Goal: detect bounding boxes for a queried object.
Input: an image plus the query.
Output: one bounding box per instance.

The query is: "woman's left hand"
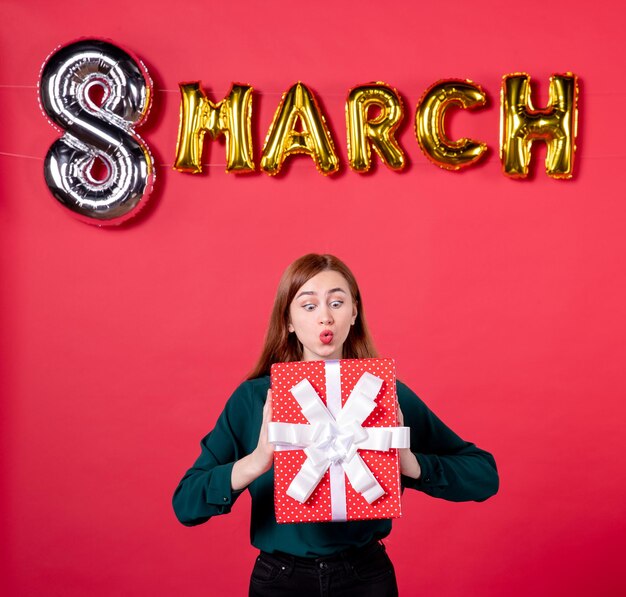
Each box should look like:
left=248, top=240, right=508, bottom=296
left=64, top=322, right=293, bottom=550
left=397, top=404, right=422, bottom=480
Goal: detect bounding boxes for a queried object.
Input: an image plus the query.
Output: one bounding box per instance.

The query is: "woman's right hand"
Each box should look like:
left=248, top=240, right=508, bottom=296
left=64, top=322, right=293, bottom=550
left=231, top=389, right=274, bottom=491
left=250, top=389, right=275, bottom=475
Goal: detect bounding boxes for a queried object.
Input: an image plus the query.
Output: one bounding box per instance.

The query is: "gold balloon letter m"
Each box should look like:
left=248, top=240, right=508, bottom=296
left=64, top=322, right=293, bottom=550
left=174, top=83, right=254, bottom=174
left=500, top=73, right=579, bottom=179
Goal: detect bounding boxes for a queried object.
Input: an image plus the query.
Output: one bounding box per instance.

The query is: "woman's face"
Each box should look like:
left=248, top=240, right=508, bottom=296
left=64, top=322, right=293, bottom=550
left=288, top=270, right=357, bottom=361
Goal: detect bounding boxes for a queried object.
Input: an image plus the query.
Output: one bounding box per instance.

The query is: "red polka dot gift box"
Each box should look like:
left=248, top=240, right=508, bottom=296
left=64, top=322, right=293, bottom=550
left=269, top=358, right=410, bottom=524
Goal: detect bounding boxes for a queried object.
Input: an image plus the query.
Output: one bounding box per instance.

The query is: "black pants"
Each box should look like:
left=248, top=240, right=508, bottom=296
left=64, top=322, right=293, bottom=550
left=249, top=540, right=399, bottom=597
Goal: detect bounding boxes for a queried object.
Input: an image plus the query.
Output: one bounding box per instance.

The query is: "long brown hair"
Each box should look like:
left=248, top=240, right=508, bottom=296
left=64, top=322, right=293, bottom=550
left=248, top=254, right=378, bottom=378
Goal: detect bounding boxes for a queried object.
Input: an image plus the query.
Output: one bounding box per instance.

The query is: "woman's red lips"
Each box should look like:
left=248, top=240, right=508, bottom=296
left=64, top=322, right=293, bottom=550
left=320, top=330, right=334, bottom=344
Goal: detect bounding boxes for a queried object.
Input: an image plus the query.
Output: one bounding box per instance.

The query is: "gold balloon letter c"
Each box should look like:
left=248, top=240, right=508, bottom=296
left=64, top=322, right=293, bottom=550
left=415, top=79, right=487, bottom=171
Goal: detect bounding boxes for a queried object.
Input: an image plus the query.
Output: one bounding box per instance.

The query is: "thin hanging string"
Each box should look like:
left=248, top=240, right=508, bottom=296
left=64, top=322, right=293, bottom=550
left=0, top=85, right=621, bottom=162
left=1, top=150, right=622, bottom=167
left=1, top=84, right=348, bottom=167
left=0, top=152, right=228, bottom=168
left=0, top=83, right=342, bottom=97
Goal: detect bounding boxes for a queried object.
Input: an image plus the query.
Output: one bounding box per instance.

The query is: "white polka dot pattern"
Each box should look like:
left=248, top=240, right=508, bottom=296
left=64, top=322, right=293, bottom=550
left=270, top=358, right=403, bottom=524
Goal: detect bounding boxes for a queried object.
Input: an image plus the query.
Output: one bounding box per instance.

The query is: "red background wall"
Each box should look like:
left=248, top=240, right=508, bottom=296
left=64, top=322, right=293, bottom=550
left=2, top=1, right=625, bottom=595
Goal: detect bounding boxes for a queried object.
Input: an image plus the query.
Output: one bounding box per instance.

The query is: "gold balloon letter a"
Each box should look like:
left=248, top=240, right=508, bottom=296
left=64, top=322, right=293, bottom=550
left=346, top=83, right=406, bottom=172
left=174, top=83, right=254, bottom=174
left=415, top=79, right=488, bottom=171
left=500, top=73, right=579, bottom=179
left=261, top=83, right=339, bottom=176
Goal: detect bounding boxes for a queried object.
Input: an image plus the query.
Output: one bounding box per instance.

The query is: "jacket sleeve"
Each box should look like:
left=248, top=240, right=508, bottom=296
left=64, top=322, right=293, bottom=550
left=172, top=382, right=259, bottom=526
left=397, top=381, right=499, bottom=502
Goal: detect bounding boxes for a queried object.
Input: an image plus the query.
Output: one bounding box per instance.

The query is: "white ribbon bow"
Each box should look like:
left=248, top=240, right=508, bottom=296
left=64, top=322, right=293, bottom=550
left=269, top=368, right=410, bottom=517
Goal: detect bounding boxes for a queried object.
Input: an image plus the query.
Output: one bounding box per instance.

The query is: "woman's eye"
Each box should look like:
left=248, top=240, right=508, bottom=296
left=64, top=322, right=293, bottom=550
left=303, top=303, right=316, bottom=312
left=329, top=300, right=343, bottom=309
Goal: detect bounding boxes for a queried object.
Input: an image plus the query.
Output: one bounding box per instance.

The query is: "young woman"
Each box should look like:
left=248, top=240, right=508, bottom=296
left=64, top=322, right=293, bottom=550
left=173, top=254, right=499, bottom=596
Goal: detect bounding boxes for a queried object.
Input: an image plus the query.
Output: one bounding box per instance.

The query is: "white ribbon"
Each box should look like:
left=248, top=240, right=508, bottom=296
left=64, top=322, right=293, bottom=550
left=268, top=361, right=410, bottom=521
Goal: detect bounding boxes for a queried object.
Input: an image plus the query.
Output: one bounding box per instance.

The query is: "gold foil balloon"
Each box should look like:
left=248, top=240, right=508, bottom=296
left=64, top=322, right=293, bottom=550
left=415, top=79, right=487, bottom=170
left=346, top=83, right=405, bottom=172
left=260, top=83, right=339, bottom=176
left=175, top=83, right=254, bottom=174
left=500, top=73, right=578, bottom=179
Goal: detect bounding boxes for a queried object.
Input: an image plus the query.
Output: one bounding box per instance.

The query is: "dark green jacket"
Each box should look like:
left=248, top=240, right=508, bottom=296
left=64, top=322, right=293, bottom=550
left=173, top=377, right=498, bottom=557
